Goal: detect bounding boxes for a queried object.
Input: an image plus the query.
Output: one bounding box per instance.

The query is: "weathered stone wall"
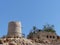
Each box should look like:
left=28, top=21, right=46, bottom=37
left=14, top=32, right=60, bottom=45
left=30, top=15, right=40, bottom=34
left=7, top=21, right=22, bottom=38
left=28, top=31, right=57, bottom=43
left=37, top=31, right=57, bottom=40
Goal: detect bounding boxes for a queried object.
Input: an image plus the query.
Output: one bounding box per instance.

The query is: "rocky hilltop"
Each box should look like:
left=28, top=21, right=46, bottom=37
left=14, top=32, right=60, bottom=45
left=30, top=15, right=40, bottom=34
left=0, top=37, right=60, bottom=45
left=0, top=21, right=60, bottom=45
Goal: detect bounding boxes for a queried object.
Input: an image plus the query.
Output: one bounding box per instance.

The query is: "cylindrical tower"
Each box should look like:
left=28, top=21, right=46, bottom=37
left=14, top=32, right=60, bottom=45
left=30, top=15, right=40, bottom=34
left=7, top=21, right=22, bottom=38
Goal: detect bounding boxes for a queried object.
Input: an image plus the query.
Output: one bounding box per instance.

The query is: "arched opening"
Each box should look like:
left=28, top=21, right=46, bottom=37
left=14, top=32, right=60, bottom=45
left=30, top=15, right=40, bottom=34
left=47, top=35, right=48, bottom=38
left=50, top=36, right=52, bottom=38
left=53, top=36, right=55, bottom=38
left=57, top=36, right=60, bottom=39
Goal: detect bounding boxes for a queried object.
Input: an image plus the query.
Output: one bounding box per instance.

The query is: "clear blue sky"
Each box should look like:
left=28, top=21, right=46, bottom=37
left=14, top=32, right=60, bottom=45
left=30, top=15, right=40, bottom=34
left=0, top=0, right=60, bottom=37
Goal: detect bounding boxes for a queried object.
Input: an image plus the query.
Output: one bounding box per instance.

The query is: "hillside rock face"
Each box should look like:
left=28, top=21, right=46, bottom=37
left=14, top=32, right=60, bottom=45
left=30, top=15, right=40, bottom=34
left=0, top=37, right=33, bottom=45
left=0, top=37, right=60, bottom=45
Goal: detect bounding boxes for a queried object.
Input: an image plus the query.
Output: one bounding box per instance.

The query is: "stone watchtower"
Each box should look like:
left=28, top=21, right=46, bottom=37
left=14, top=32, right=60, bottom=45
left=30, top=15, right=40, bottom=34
left=7, top=21, right=22, bottom=38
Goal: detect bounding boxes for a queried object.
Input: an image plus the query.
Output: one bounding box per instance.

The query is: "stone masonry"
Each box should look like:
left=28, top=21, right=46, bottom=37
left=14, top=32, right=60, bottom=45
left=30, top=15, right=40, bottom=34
left=7, top=21, right=22, bottom=38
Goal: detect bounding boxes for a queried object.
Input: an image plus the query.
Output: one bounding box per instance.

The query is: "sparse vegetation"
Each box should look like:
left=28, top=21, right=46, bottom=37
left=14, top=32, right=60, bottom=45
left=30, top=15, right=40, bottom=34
left=43, top=24, right=56, bottom=33
left=27, top=24, right=56, bottom=41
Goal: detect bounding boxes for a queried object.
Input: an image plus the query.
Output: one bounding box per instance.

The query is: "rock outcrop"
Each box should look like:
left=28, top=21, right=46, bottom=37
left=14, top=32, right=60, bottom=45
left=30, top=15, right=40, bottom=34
left=0, top=37, right=60, bottom=45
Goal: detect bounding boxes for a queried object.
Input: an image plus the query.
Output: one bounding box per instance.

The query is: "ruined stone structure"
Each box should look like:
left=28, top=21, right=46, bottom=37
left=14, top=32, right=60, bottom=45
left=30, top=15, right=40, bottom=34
left=35, top=31, right=57, bottom=40
left=7, top=21, right=22, bottom=38
left=0, top=21, right=60, bottom=45
left=27, top=30, right=58, bottom=43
